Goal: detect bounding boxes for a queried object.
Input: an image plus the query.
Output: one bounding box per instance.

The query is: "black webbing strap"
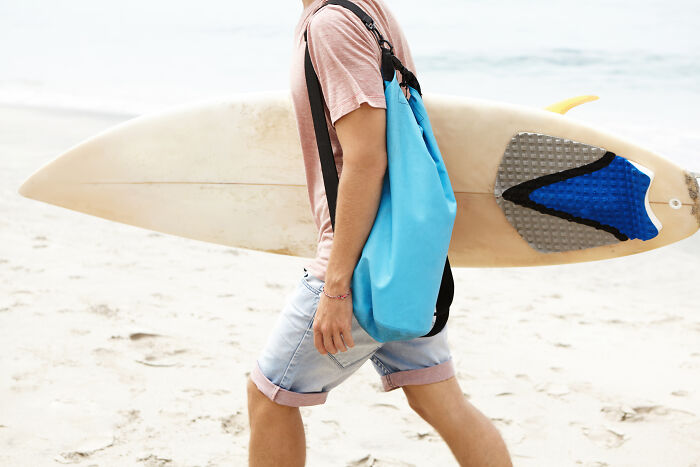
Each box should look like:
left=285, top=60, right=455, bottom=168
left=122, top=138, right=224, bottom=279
left=425, top=256, right=453, bottom=337
left=304, top=38, right=340, bottom=230
left=303, top=0, right=453, bottom=337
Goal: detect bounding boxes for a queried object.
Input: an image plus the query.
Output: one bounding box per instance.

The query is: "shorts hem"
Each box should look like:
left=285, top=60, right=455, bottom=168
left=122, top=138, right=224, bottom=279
left=380, top=358, right=455, bottom=392
left=251, top=361, right=328, bottom=407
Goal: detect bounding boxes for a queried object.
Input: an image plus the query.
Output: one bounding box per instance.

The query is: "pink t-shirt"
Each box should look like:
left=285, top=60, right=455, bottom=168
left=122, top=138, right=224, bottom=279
left=289, top=0, right=418, bottom=281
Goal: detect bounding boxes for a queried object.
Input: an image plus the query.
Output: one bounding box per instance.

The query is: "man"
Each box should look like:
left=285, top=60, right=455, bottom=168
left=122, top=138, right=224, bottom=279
left=246, top=0, right=513, bottom=465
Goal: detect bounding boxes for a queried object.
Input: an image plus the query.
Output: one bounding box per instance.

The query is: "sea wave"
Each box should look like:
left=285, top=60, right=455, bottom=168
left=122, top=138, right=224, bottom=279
left=418, top=48, right=700, bottom=84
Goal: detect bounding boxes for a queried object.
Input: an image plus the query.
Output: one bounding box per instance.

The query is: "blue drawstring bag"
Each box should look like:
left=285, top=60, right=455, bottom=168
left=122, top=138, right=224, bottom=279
left=304, top=0, right=457, bottom=342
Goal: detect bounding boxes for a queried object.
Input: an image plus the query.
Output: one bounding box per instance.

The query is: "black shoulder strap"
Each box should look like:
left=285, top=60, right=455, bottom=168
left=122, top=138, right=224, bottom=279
left=303, top=0, right=452, bottom=337
left=306, top=0, right=421, bottom=95
left=303, top=35, right=340, bottom=229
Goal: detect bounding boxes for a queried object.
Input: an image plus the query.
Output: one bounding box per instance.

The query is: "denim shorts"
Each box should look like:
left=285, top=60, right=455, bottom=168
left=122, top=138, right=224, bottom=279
left=251, top=268, right=455, bottom=407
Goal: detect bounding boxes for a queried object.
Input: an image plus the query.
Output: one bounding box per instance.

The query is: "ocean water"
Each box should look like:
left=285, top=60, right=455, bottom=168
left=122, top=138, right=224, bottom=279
left=1, top=0, right=698, bottom=168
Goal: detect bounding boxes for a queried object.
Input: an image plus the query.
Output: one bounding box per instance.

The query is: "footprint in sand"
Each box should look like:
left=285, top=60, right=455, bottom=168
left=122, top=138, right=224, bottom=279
left=346, top=454, right=415, bottom=467
left=135, top=454, right=174, bottom=466
left=129, top=332, right=162, bottom=340
left=221, top=410, right=246, bottom=436
left=601, top=404, right=695, bottom=423
left=320, top=419, right=345, bottom=440
left=370, top=403, right=400, bottom=411
left=87, top=303, right=120, bottom=318
left=535, top=382, right=570, bottom=397
left=102, top=332, right=189, bottom=368
left=581, top=425, right=627, bottom=448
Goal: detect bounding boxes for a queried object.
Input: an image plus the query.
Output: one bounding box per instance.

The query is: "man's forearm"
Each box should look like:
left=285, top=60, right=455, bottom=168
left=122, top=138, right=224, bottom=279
left=324, top=158, right=386, bottom=294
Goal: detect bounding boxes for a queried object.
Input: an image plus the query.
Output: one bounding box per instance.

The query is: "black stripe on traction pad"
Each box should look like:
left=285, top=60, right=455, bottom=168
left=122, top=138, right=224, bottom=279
left=502, top=151, right=629, bottom=242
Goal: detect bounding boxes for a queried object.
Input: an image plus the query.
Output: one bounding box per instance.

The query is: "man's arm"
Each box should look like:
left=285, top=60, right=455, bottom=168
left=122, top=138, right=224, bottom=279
left=325, top=102, right=387, bottom=291
left=311, top=102, right=387, bottom=355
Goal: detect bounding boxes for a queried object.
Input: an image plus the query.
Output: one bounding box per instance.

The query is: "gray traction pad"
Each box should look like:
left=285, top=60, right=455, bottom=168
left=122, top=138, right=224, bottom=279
left=495, top=132, right=619, bottom=253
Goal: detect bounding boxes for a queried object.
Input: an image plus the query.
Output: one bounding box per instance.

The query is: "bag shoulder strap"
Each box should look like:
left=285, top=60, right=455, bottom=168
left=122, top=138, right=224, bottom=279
left=303, top=0, right=452, bottom=337
left=305, top=0, right=421, bottom=95
left=303, top=34, right=340, bottom=230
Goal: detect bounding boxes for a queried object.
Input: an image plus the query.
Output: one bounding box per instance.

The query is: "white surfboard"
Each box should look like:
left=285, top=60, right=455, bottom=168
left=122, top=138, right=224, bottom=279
left=17, top=91, right=700, bottom=267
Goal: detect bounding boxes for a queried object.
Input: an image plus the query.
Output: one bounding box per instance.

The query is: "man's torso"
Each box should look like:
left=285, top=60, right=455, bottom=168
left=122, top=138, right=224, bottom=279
left=289, top=0, right=417, bottom=281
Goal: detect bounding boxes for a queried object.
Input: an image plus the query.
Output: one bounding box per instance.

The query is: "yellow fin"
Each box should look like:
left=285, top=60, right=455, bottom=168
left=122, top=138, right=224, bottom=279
left=545, top=95, right=599, bottom=114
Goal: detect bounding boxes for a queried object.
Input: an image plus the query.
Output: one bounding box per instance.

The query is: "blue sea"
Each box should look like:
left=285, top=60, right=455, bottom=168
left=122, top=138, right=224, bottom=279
left=1, top=0, right=698, bottom=168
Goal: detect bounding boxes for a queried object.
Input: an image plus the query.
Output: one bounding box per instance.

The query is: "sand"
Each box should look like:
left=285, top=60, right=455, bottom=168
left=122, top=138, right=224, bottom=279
left=1, top=104, right=699, bottom=466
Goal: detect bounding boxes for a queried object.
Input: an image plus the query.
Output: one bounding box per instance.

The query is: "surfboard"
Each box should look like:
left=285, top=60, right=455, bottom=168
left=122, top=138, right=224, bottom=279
left=17, top=91, right=700, bottom=267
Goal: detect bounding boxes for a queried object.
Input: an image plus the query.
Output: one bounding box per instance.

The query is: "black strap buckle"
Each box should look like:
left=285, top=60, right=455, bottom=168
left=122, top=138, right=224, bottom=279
left=377, top=38, right=394, bottom=55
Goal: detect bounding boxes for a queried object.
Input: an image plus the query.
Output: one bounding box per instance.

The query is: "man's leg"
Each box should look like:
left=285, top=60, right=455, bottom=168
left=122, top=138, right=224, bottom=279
left=247, top=377, right=306, bottom=467
left=402, top=376, right=512, bottom=467
left=247, top=268, right=383, bottom=466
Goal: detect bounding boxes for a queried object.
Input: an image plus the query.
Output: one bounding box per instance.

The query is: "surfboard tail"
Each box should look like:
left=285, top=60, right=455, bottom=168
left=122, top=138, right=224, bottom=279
left=686, top=171, right=700, bottom=228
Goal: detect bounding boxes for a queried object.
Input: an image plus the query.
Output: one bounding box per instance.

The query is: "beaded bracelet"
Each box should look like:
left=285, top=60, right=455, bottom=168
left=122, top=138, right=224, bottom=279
left=322, top=285, right=351, bottom=300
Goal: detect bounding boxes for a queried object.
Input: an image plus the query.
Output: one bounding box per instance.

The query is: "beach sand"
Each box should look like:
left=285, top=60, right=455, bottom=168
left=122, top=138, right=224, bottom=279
left=1, top=104, right=699, bottom=466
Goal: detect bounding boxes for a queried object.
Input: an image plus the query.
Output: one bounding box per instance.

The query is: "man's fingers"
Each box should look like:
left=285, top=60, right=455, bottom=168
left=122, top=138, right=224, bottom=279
left=313, top=329, right=325, bottom=355
left=322, top=331, right=338, bottom=354
left=342, top=327, right=355, bottom=348
left=333, top=331, right=347, bottom=352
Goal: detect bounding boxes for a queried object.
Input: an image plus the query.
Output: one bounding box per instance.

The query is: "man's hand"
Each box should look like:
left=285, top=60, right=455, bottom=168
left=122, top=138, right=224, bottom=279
left=312, top=292, right=355, bottom=355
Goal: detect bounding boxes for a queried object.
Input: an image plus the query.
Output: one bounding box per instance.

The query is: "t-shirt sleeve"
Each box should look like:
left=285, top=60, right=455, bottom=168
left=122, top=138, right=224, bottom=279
left=306, top=5, right=387, bottom=127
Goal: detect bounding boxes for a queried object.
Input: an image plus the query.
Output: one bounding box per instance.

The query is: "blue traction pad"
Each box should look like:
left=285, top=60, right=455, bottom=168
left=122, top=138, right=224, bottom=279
left=528, top=155, right=659, bottom=241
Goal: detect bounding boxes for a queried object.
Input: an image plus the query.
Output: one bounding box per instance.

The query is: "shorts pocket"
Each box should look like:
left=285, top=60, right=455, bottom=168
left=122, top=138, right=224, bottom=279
left=301, top=270, right=323, bottom=296
left=327, top=314, right=382, bottom=368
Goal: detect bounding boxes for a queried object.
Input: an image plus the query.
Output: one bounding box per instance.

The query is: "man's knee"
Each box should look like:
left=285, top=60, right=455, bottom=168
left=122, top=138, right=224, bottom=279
left=405, top=391, right=442, bottom=422
left=406, top=399, right=428, bottom=422
left=247, top=377, right=271, bottom=408
left=403, top=376, right=462, bottom=421
left=247, top=377, right=296, bottom=415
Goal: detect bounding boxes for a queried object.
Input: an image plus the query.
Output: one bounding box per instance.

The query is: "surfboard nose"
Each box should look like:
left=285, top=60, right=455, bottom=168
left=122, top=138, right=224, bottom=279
left=18, top=174, right=34, bottom=198
left=18, top=162, right=55, bottom=202
left=17, top=141, right=85, bottom=206
left=17, top=141, right=102, bottom=211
